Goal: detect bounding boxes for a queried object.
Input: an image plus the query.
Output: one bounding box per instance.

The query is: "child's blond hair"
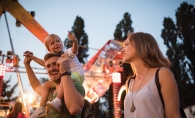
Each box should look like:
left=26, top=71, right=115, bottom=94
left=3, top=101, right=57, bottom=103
left=44, top=34, right=62, bottom=51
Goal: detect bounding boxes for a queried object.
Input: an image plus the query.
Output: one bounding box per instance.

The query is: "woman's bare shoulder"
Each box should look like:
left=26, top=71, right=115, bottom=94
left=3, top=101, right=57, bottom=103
left=159, top=67, right=176, bottom=85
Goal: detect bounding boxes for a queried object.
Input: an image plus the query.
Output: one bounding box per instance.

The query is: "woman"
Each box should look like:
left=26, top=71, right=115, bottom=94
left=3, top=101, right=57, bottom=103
left=6, top=101, right=26, bottom=118
left=122, top=32, right=180, bottom=118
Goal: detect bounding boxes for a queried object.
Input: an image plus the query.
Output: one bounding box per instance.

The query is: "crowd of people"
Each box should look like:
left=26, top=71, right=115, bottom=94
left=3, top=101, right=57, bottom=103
left=7, top=32, right=182, bottom=118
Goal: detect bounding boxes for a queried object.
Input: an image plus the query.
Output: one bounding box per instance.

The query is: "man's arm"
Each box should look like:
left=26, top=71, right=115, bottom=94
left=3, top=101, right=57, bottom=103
left=58, top=54, right=84, bottom=114
left=23, top=52, right=43, bottom=96
left=61, top=76, right=84, bottom=115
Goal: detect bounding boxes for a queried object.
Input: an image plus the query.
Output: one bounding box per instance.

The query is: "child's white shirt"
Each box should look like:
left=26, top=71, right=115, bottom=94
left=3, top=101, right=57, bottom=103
left=63, top=48, right=84, bottom=77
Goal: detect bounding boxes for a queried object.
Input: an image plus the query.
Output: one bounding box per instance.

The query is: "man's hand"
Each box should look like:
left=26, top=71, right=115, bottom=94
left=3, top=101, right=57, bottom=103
left=23, top=51, right=33, bottom=57
left=68, top=31, right=77, bottom=43
left=57, top=54, right=71, bottom=73
left=23, top=51, right=33, bottom=65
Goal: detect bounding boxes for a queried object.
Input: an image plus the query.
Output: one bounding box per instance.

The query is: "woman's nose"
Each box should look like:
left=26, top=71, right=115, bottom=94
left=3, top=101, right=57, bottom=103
left=121, top=48, right=125, bottom=53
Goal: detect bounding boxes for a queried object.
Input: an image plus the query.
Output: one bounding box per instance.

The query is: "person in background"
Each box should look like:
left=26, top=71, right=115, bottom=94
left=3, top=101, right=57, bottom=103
left=122, top=32, right=181, bottom=118
left=6, top=101, right=26, bottom=118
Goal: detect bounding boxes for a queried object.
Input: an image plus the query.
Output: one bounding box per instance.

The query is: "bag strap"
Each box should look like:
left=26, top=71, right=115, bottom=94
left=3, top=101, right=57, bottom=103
left=126, top=76, right=135, bottom=93
left=155, top=68, right=165, bottom=108
left=155, top=68, right=187, bottom=118
left=126, top=78, right=130, bottom=93
left=127, top=78, right=131, bottom=91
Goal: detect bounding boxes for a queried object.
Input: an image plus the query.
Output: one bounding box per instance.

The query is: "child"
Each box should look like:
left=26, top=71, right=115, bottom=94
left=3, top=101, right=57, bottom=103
left=25, top=32, right=84, bottom=118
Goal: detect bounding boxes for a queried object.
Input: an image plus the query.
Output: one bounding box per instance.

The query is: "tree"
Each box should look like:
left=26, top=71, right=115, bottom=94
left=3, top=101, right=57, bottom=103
left=161, top=2, right=195, bottom=107
left=113, top=12, right=134, bottom=80
left=114, top=12, right=134, bottom=41
left=104, top=12, right=134, bottom=117
left=1, top=76, right=18, bottom=102
left=64, top=16, right=89, bottom=64
left=113, top=12, right=134, bottom=82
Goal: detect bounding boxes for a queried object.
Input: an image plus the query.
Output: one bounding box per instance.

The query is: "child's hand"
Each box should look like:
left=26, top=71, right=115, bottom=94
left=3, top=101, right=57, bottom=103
left=68, top=31, right=77, bottom=43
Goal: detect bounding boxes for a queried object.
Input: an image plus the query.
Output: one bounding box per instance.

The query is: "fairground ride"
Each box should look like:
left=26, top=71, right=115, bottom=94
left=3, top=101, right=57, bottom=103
left=0, top=0, right=125, bottom=117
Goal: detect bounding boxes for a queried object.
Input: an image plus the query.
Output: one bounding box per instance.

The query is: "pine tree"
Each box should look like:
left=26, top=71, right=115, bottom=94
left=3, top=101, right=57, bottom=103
left=161, top=2, right=195, bottom=107
left=113, top=12, right=134, bottom=81
left=114, top=12, right=134, bottom=41
left=64, top=16, right=89, bottom=64
left=107, top=12, right=135, bottom=117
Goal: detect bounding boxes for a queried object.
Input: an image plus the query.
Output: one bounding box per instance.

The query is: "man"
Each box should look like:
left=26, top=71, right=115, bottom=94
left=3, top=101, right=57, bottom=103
left=24, top=52, right=85, bottom=118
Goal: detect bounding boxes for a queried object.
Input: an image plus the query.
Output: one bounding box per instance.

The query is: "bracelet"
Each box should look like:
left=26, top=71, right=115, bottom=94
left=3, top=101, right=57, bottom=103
left=61, top=71, right=71, bottom=76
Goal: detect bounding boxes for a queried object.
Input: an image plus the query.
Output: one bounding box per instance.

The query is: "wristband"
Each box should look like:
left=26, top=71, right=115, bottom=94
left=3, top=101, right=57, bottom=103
left=61, top=71, right=71, bottom=76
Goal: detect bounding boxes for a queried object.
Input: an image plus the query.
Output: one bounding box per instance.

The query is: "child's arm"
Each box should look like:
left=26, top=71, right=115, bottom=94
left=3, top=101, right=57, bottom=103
left=31, top=55, right=45, bottom=67
left=68, top=31, right=78, bottom=54
left=24, top=51, right=45, bottom=67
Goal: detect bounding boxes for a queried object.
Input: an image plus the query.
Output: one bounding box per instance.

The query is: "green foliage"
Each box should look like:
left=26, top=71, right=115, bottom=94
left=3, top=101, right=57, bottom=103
left=161, top=2, right=195, bottom=107
left=64, top=16, right=89, bottom=64
left=1, top=76, right=18, bottom=102
left=114, top=12, right=134, bottom=41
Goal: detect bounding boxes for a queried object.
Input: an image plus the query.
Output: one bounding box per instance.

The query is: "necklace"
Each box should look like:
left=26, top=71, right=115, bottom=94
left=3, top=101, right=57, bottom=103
left=130, top=68, right=150, bottom=112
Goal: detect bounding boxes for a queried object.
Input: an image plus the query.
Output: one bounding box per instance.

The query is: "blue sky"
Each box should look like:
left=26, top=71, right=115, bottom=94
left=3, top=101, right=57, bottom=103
left=0, top=0, right=195, bottom=97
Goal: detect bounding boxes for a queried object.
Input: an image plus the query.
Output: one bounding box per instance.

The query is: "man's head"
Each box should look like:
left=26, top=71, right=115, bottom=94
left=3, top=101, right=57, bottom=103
left=44, top=34, right=63, bottom=53
left=44, top=53, right=61, bottom=83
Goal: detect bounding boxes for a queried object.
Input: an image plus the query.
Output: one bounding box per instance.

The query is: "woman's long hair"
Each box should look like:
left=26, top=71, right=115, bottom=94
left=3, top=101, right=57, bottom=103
left=7, top=101, right=23, bottom=118
left=128, top=32, right=171, bottom=68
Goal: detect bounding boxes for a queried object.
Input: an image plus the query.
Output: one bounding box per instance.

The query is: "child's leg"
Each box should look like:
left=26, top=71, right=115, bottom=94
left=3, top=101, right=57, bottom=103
left=46, top=82, right=63, bottom=112
left=50, top=82, right=64, bottom=105
left=46, top=72, right=84, bottom=112
left=56, top=82, right=64, bottom=100
left=48, top=72, right=84, bottom=103
left=39, top=84, right=50, bottom=107
left=30, top=81, right=53, bottom=118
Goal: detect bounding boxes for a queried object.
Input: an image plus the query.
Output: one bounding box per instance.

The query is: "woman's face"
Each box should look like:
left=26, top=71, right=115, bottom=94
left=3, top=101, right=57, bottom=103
left=122, top=38, right=137, bottom=63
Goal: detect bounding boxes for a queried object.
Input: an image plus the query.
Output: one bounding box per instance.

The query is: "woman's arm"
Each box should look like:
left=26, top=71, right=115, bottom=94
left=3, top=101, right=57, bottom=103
left=159, top=67, right=181, bottom=118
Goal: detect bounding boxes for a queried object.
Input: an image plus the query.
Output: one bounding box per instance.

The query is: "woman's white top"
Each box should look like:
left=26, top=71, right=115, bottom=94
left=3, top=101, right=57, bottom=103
left=124, top=76, right=165, bottom=118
